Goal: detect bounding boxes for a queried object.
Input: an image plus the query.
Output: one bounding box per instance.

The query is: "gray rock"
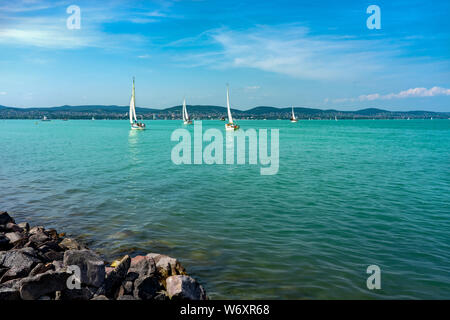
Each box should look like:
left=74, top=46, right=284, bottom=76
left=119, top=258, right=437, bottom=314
left=6, top=223, right=23, bottom=233
left=91, top=294, right=109, bottom=300
left=119, top=280, right=133, bottom=296
left=28, top=226, right=45, bottom=235
left=17, top=222, right=30, bottom=232
left=0, top=212, right=14, bottom=225
left=29, top=263, right=54, bottom=277
left=104, top=255, right=130, bottom=298
left=146, top=253, right=186, bottom=279
left=59, top=238, right=84, bottom=251
left=5, top=232, right=24, bottom=244
left=1, top=278, right=23, bottom=290
left=166, top=275, right=207, bottom=300
left=19, top=271, right=70, bottom=300
left=0, top=286, right=20, bottom=300
left=29, top=232, right=50, bottom=245
left=63, top=249, right=105, bottom=287
left=0, top=247, right=41, bottom=283
left=43, top=251, right=64, bottom=262
left=59, top=286, right=96, bottom=300
left=133, top=275, right=161, bottom=300
left=129, top=255, right=156, bottom=277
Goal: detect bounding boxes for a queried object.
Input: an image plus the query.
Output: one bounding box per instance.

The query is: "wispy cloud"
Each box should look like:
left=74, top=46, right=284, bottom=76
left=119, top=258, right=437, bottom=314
left=0, top=0, right=63, bottom=13
left=0, top=91, right=7, bottom=95
left=333, top=87, right=450, bottom=103
left=174, top=24, right=400, bottom=80
left=0, top=1, right=168, bottom=49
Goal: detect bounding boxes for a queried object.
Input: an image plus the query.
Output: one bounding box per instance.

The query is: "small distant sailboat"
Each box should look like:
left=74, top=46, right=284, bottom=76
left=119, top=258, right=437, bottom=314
left=41, top=116, right=50, bottom=122
left=91, top=117, right=95, bottom=121
left=290, top=106, right=298, bottom=122
left=182, top=98, right=192, bottom=125
left=225, top=85, right=239, bottom=131
left=129, top=77, right=146, bottom=130
left=335, top=116, right=338, bottom=121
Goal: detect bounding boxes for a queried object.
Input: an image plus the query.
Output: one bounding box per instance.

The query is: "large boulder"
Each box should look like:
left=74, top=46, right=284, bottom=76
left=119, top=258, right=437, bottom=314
left=146, top=253, right=186, bottom=279
left=28, top=232, right=50, bottom=246
left=5, top=223, right=23, bottom=233
left=129, top=255, right=156, bottom=277
left=29, top=263, right=54, bottom=277
left=0, top=247, right=41, bottom=283
left=166, top=275, right=207, bottom=300
left=133, top=274, right=161, bottom=300
left=63, top=249, right=105, bottom=288
left=5, top=232, right=24, bottom=244
left=0, top=212, right=14, bottom=225
left=104, top=255, right=130, bottom=298
left=58, top=286, right=96, bottom=300
left=59, top=238, right=84, bottom=251
left=19, top=271, right=70, bottom=300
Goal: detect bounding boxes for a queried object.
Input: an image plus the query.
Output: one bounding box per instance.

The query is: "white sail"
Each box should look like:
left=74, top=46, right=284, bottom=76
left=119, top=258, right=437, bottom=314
left=129, top=78, right=137, bottom=124
left=182, top=98, right=189, bottom=122
left=182, top=99, right=186, bottom=121
left=227, top=85, right=233, bottom=123
left=291, top=106, right=296, bottom=120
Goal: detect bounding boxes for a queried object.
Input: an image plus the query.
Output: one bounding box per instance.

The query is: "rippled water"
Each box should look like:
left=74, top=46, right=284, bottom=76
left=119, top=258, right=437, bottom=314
left=1, top=119, right=449, bottom=299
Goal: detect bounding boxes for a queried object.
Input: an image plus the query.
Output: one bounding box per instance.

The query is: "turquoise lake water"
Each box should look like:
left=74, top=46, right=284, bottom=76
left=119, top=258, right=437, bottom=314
left=1, top=119, right=449, bottom=299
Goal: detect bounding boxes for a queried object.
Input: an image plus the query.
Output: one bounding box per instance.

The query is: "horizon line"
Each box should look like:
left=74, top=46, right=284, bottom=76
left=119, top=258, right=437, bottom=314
left=1, top=104, right=449, bottom=114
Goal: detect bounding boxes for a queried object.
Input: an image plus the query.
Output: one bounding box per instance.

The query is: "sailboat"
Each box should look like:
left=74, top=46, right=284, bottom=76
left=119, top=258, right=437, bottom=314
left=41, top=116, right=50, bottom=121
left=225, top=85, right=239, bottom=131
left=182, top=98, right=192, bottom=125
left=290, top=106, right=298, bottom=122
left=335, top=116, right=338, bottom=121
left=129, top=77, right=145, bottom=130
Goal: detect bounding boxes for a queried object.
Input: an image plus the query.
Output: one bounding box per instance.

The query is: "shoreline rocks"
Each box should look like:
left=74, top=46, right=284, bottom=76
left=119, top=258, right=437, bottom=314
left=0, top=211, right=207, bottom=300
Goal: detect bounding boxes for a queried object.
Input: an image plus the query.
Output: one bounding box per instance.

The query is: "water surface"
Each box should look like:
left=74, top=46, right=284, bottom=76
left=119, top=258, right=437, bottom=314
left=1, top=119, right=449, bottom=299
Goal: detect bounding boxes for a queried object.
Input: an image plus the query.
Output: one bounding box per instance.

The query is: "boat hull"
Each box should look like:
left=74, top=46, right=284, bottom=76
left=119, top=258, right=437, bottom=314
left=131, top=123, right=146, bottom=130
left=225, top=123, right=239, bottom=131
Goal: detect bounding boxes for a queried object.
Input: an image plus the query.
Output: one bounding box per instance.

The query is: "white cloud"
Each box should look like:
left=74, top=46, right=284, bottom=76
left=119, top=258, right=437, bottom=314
left=0, top=91, right=7, bottom=95
left=334, top=87, right=450, bottom=103
left=138, top=54, right=151, bottom=59
left=175, top=25, right=396, bottom=80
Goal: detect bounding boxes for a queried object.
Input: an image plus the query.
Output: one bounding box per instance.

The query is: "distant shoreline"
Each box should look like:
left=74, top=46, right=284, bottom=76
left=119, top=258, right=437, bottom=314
left=1, top=105, right=449, bottom=120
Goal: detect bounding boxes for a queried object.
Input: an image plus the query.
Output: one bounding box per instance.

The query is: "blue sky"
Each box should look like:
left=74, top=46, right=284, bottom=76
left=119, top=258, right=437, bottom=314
left=0, top=0, right=449, bottom=111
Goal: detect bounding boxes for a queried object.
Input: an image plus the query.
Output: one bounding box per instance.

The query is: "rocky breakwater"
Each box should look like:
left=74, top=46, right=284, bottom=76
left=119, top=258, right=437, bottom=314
left=0, top=211, right=207, bottom=300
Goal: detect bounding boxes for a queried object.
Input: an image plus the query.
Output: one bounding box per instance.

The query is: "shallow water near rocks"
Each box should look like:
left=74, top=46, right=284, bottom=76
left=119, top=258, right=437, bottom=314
left=1, top=119, right=449, bottom=299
